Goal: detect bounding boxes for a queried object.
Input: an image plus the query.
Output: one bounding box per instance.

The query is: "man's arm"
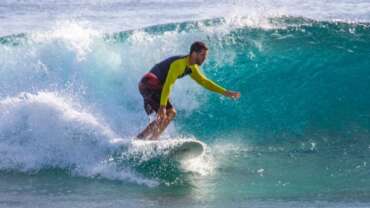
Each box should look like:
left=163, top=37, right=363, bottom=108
left=190, top=65, right=240, bottom=99
left=190, top=65, right=227, bottom=94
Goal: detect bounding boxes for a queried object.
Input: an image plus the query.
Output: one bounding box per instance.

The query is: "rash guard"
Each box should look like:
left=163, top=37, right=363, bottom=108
left=150, top=55, right=226, bottom=106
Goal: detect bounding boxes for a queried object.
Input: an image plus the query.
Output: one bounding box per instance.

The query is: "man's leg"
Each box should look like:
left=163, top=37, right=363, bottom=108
left=136, top=120, right=158, bottom=140
left=136, top=108, right=176, bottom=140
left=150, top=108, right=176, bottom=140
left=136, top=75, right=163, bottom=140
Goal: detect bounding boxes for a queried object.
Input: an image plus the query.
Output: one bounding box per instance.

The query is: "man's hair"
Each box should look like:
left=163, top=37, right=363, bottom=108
left=190, top=41, right=208, bottom=54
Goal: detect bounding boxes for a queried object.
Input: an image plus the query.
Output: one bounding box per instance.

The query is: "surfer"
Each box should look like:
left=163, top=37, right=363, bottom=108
left=137, top=41, right=240, bottom=140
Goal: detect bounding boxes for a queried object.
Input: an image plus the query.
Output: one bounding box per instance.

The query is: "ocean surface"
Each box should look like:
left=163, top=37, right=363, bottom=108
left=1, top=0, right=370, bottom=207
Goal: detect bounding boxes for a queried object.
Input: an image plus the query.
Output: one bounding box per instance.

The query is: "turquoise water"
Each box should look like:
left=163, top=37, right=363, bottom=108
left=1, top=4, right=370, bottom=207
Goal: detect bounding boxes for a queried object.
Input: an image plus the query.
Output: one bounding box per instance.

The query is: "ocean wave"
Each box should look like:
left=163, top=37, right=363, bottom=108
left=0, top=16, right=369, bottom=184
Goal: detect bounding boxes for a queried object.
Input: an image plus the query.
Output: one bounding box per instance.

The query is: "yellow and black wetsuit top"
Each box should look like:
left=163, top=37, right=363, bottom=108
left=150, top=55, right=226, bottom=106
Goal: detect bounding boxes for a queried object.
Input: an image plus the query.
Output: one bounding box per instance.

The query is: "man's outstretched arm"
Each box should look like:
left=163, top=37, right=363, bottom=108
left=190, top=65, right=240, bottom=99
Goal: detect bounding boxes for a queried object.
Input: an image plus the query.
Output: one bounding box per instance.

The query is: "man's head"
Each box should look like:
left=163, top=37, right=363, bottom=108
left=189, top=41, right=208, bottom=65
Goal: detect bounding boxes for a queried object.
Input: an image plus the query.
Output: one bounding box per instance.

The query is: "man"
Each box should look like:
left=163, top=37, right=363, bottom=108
left=137, top=41, right=240, bottom=140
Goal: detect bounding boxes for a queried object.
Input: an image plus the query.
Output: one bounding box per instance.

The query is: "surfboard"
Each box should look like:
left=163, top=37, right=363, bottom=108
left=168, top=140, right=204, bottom=161
left=130, top=139, right=204, bottom=161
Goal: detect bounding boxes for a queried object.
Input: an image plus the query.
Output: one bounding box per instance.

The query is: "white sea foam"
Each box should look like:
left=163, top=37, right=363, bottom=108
left=0, top=91, right=213, bottom=186
left=0, top=91, right=159, bottom=186
left=30, top=21, right=101, bottom=61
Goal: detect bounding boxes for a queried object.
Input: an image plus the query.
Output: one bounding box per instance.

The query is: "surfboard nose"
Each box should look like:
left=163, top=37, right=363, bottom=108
left=169, top=141, right=204, bottom=161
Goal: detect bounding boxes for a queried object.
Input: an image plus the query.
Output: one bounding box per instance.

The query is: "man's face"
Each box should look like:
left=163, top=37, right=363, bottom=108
left=195, top=49, right=208, bottom=65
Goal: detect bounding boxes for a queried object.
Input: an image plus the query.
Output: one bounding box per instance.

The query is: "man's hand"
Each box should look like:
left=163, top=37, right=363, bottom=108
left=224, top=90, right=241, bottom=99
left=157, top=106, right=167, bottom=124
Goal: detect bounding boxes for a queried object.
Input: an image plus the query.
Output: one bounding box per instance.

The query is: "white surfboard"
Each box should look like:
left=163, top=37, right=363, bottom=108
left=168, top=140, right=204, bottom=160
left=130, top=139, right=204, bottom=161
